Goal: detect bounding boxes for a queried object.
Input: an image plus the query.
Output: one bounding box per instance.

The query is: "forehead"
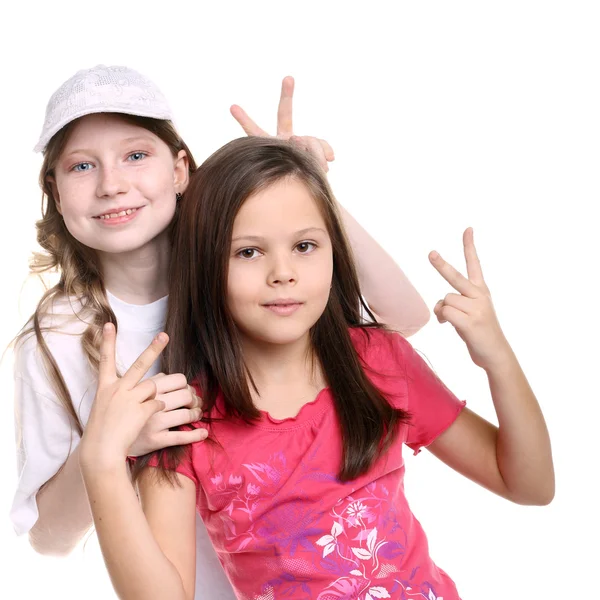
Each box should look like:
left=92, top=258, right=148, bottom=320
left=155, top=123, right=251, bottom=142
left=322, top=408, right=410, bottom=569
left=233, top=177, right=326, bottom=233
left=63, top=113, right=161, bottom=151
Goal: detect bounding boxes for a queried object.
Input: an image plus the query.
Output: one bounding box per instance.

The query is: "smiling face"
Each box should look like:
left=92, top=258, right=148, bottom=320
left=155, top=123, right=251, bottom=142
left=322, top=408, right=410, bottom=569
left=227, top=177, right=334, bottom=349
left=50, top=113, right=188, bottom=255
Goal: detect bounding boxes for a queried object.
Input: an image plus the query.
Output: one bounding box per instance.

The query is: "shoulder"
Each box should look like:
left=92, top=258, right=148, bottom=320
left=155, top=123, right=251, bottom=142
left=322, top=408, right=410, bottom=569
left=14, top=295, right=92, bottom=381
left=349, top=326, right=410, bottom=371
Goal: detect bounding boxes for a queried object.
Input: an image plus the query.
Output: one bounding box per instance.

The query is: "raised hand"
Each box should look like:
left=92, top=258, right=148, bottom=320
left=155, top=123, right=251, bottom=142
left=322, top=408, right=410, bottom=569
left=80, top=324, right=206, bottom=469
left=429, top=228, right=512, bottom=371
left=230, top=76, right=335, bottom=172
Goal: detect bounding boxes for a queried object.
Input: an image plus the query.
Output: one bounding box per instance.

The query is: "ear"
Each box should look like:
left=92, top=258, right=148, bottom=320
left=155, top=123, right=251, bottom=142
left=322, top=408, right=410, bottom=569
left=174, top=149, right=190, bottom=193
left=47, top=175, right=62, bottom=214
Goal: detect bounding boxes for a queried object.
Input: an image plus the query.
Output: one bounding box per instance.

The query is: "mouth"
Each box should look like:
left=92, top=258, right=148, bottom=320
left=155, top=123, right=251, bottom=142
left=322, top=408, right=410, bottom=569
left=262, top=300, right=304, bottom=316
left=93, top=206, right=143, bottom=220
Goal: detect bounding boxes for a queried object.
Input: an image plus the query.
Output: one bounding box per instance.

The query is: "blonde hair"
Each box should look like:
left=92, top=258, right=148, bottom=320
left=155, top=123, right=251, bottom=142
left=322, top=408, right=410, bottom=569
left=16, top=114, right=197, bottom=436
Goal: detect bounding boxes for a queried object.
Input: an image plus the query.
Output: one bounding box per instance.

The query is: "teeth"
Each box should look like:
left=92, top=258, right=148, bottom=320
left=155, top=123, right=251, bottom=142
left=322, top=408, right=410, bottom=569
left=98, top=208, right=137, bottom=220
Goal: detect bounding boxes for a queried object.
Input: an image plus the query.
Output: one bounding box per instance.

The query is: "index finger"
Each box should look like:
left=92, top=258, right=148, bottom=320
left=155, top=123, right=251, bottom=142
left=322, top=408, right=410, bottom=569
left=98, top=323, right=118, bottom=384
left=276, top=76, right=294, bottom=138
left=121, top=332, right=169, bottom=390
left=429, top=251, right=481, bottom=298
left=463, top=227, right=485, bottom=285
left=230, top=105, right=269, bottom=137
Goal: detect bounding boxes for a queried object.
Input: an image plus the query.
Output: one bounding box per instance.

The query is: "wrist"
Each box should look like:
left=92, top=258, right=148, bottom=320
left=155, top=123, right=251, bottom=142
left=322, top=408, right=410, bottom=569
left=482, top=341, right=518, bottom=377
left=79, top=442, right=127, bottom=476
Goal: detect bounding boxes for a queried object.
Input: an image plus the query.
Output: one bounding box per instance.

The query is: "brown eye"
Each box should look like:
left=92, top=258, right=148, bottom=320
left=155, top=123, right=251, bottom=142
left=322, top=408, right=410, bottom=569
left=237, top=248, right=260, bottom=259
left=296, top=241, right=316, bottom=254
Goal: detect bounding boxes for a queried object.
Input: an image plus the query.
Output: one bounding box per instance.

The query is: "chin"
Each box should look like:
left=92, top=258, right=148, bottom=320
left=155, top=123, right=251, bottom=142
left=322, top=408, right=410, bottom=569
left=247, top=323, right=313, bottom=347
left=86, top=234, right=158, bottom=254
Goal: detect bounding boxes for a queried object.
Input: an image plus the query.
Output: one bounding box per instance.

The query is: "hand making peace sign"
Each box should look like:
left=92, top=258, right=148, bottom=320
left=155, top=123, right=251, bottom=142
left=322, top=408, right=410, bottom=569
left=230, top=76, right=335, bottom=172
left=429, top=228, right=513, bottom=371
left=79, top=324, right=207, bottom=470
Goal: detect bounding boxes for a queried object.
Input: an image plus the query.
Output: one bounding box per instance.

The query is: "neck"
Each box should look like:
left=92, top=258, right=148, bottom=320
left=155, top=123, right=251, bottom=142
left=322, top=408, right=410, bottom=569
left=242, top=333, right=321, bottom=390
left=97, top=232, right=170, bottom=305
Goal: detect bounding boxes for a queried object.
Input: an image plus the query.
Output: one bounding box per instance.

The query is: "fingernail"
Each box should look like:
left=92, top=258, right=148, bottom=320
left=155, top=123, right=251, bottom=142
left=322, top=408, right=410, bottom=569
left=103, top=323, right=112, bottom=333
left=430, top=251, right=440, bottom=260
left=198, top=429, right=209, bottom=440
left=155, top=332, right=167, bottom=343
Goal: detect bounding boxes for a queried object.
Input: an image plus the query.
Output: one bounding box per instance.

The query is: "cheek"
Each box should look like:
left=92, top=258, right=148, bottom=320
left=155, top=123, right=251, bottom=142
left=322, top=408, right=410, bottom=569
left=55, top=181, right=88, bottom=219
left=227, top=263, right=259, bottom=311
left=305, top=253, right=333, bottom=295
left=141, top=164, right=177, bottom=198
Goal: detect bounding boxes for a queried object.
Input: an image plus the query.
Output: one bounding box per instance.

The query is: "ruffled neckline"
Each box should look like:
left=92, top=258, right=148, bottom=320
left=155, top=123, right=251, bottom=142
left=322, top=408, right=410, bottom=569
left=256, top=386, right=332, bottom=428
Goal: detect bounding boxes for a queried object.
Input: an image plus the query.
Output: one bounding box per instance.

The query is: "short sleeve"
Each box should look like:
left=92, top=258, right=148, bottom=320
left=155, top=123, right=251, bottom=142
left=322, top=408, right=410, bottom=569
left=394, top=334, right=466, bottom=454
left=133, top=429, right=200, bottom=488
left=11, top=359, right=81, bottom=535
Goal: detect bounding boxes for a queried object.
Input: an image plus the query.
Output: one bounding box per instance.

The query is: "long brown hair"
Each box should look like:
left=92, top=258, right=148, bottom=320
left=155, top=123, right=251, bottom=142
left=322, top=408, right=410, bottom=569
left=15, top=115, right=197, bottom=437
left=141, top=137, right=409, bottom=482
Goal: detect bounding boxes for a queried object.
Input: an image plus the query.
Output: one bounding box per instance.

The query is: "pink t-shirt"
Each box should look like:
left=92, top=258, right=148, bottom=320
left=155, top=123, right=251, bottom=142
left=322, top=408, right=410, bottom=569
left=176, top=328, right=465, bottom=600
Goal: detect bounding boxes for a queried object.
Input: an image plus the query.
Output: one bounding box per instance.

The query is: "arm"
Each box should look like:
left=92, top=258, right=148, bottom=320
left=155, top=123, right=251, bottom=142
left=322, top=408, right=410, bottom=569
left=230, top=77, right=430, bottom=335
left=81, top=461, right=196, bottom=600
left=338, top=204, right=430, bottom=335
left=11, top=361, right=93, bottom=555
left=426, top=229, right=554, bottom=505
left=29, top=445, right=92, bottom=555
left=79, top=325, right=197, bottom=600
left=13, top=330, right=203, bottom=556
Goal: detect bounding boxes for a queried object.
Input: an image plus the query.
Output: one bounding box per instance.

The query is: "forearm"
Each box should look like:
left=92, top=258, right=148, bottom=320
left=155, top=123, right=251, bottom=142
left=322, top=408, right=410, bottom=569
left=338, top=203, right=429, bottom=335
left=29, top=444, right=93, bottom=556
left=81, top=461, right=188, bottom=600
left=486, top=347, right=555, bottom=505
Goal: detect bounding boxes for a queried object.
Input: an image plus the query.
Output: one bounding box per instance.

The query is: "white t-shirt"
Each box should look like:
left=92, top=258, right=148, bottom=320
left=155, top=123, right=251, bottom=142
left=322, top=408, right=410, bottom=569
left=11, top=291, right=236, bottom=599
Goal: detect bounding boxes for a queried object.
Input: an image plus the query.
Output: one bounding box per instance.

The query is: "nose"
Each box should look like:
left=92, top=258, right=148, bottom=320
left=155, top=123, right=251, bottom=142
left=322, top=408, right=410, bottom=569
left=96, top=165, right=130, bottom=198
left=267, top=254, right=297, bottom=287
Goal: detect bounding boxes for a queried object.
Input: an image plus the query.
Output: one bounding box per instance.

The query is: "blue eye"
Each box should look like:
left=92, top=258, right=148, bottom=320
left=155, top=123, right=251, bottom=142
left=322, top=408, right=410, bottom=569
left=128, top=152, right=147, bottom=162
left=72, top=162, right=93, bottom=172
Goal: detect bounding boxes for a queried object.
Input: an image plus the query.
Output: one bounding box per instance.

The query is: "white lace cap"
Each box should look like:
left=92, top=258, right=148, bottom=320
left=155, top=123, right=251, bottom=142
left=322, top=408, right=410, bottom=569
left=34, top=65, right=175, bottom=153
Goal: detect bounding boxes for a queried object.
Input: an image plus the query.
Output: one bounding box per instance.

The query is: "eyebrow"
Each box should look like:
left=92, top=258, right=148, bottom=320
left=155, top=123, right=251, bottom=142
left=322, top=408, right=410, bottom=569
left=232, top=227, right=328, bottom=243
left=62, top=136, right=157, bottom=158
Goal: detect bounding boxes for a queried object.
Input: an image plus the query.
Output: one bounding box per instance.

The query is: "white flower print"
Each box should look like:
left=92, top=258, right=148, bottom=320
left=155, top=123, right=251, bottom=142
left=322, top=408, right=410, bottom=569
left=316, top=521, right=344, bottom=558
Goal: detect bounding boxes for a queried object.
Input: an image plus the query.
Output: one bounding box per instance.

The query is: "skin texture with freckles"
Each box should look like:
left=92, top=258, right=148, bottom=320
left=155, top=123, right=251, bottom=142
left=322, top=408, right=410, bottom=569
left=51, top=113, right=188, bottom=256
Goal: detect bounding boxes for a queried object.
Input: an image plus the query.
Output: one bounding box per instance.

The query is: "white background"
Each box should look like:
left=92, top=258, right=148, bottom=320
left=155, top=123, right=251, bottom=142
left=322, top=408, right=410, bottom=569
left=1, top=1, right=598, bottom=598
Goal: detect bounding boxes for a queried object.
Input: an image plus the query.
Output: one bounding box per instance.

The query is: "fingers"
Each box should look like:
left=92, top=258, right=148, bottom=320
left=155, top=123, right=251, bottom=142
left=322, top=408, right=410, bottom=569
left=230, top=105, right=268, bottom=137
left=153, top=373, right=187, bottom=395
left=463, top=227, right=485, bottom=285
left=433, top=299, right=447, bottom=323
left=429, top=251, right=481, bottom=298
left=121, top=333, right=169, bottom=390
left=142, top=398, right=167, bottom=421
left=433, top=294, right=473, bottom=324
left=319, top=139, right=335, bottom=162
left=130, top=378, right=159, bottom=404
left=159, top=407, right=203, bottom=430
left=159, top=427, right=209, bottom=448
left=98, top=323, right=117, bottom=384
left=276, top=76, right=294, bottom=138
left=291, top=136, right=329, bottom=172
left=188, top=388, right=202, bottom=410
left=158, top=386, right=200, bottom=412
left=434, top=304, right=470, bottom=330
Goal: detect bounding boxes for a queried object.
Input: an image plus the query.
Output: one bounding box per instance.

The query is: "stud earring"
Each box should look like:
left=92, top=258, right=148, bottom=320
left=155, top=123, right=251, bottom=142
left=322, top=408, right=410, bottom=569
left=176, top=192, right=183, bottom=201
